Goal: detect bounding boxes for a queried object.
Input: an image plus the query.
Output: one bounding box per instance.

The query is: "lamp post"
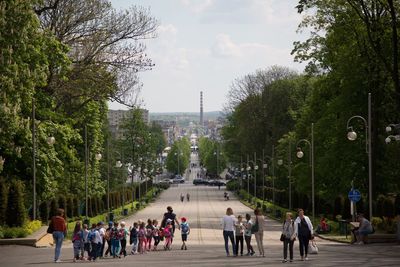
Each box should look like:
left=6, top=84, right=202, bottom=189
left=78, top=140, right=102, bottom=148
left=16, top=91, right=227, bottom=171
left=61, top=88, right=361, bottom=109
left=247, top=157, right=257, bottom=202
left=246, top=154, right=250, bottom=200
left=288, top=141, right=292, bottom=210
left=32, top=98, right=56, bottom=220
left=213, top=148, right=222, bottom=178
left=296, top=122, right=315, bottom=221
left=346, top=93, right=372, bottom=219
left=385, top=123, right=400, bottom=144
left=175, top=150, right=183, bottom=175
left=84, top=125, right=102, bottom=219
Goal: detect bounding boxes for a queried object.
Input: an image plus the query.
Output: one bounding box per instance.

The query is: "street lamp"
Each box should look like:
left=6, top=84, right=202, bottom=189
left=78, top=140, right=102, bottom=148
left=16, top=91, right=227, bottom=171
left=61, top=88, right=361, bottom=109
left=213, top=149, right=222, bottom=178
left=385, top=123, right=400, bottom=143
left=174, top=151, right=183, bottom=175
left=296, top=122, right=315, bottom=222
left=346, top=93, right=372, bottom=219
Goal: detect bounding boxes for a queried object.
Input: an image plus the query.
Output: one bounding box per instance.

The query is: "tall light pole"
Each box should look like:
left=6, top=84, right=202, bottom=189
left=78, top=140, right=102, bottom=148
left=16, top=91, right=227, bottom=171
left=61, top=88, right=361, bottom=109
left=214, top=148, right=222, bottom=178
left=84, top=125, right=102, bottom=219
left=32, top=99, right=55, bottom=220
left=246, top=154, right=250, bottom=200
left=296, top=122, right=315, bottom=222
left=346, top=93, right=372, bottom=219
left=288, top=141, right=292, bottom=210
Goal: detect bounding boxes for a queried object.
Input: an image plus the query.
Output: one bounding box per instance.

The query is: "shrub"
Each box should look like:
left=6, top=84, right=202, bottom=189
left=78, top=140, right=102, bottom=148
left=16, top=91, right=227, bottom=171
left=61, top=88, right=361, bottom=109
left=2, top=227, right=29, bottom=238
left=6, top=180, right=27, bottom=227
left=25, top=220, right=42, bottom=235
left=0, top=178, right=8, bottom=225
left=0, top=226, right=3, bottom=238
left=371, top=217, right=383, bottom=229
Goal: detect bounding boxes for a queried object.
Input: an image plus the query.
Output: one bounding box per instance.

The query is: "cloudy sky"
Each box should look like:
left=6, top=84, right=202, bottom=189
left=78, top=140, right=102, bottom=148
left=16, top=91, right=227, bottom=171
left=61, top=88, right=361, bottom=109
left=109, top=0, right=306, bottom=112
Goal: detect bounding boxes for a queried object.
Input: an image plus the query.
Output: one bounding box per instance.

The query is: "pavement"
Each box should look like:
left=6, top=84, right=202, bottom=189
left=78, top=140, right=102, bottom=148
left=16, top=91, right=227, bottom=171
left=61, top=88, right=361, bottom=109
left=0, top=153, right=399, bottom=266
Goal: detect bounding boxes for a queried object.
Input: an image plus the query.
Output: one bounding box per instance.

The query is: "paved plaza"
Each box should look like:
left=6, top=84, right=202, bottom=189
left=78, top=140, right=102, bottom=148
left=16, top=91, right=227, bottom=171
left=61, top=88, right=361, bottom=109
left=0, top=154, right=399, bottom=266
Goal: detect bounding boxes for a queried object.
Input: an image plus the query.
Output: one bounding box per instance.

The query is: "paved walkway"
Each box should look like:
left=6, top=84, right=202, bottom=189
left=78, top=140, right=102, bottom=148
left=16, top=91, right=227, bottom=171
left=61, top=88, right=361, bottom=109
left=0, top=153, right=399, bottom=266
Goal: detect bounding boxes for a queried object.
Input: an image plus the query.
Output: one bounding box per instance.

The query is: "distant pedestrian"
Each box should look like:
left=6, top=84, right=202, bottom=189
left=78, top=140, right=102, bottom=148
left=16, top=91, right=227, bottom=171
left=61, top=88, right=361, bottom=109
left=129, top=222, right=139, bottom=254
left=180, top=193, right=185, bottom=202
left=164, top=220, right=173, bottom=250
left=104, top=222, right=113, bottom=257
left=138, top=222, right=147, bottom=254
left=186, top=193, right=190, bottom=202
left=81, top=224, right=90, bottom=260
left=221, top=207, right=237, bottom=256
left=234, top=215, right=244, bottom=256
left=72, top=221, right=82, bottom=262
left=180, top=217, right=190, bottom=250
left=119, top=221, right=128, bottom=257
left=145, top=219, right=154, bottom=251
left=110, top=222, right=121, bottom=258
left=98, top=222, right=106, bottom=258
left=243, top=214, right=255, bottom=256
left=49, top=208, right=67, bottom=263
left=162, top=206, right=180, bottom=237
left=253, top=208, right=265, bottom=257
left=281, top=212, right=296, bottom=263
left=153, top=219, right=161, bottom=250
left=294, top=209, right=314, bottom=261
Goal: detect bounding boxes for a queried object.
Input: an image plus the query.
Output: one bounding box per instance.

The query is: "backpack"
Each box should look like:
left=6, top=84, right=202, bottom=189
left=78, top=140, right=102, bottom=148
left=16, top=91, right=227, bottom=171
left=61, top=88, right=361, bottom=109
left=88, top=229, right=97, bottom=242
left=145, top=227, right=153, bottom=237
left=181, top=223, right=189, bottom=234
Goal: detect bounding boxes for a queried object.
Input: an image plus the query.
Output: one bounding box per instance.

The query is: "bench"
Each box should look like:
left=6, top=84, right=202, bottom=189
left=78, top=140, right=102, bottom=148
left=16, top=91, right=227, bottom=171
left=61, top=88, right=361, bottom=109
left=366, top=234, right=397, bottom=244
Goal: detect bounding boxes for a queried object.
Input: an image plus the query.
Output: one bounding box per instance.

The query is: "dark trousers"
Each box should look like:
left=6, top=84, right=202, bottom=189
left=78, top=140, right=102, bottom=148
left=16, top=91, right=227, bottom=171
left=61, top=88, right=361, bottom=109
left=223, top=230, right=236, bottom=255
left=100, top=238, right=105, bottom=257
left=104, top=240, right=111, bottom=256
left=244, top=235, right=254, bottom=254
left=154, top=236, right=160, bottom=247
left=298, top=235, right=309, bottom=257
left=283, top=238, right=294, bottom=260
left=235, top=235, right=244, bottom=255
left=120, top=239, right=127, bottom=256
left=90, top=243, right=99, bottom=260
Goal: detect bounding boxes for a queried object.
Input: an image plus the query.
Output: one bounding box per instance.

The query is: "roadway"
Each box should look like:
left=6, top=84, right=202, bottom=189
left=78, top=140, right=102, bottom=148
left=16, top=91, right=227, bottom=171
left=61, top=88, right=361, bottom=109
left=0, top=153, right=399, bottom=266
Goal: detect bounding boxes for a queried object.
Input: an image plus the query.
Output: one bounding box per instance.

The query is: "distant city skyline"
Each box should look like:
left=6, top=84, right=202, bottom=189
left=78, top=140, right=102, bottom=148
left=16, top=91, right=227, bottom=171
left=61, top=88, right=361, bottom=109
left=109, top=0, right=306, bottom=113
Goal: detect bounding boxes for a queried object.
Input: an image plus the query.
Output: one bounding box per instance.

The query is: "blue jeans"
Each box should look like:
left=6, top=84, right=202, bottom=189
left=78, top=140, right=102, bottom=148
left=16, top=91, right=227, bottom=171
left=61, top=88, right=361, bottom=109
left=223, top=230, right=236, bottom=255
left=53, top=231, right=64, bottom=261
left=111, top=239, right=120, bottom=257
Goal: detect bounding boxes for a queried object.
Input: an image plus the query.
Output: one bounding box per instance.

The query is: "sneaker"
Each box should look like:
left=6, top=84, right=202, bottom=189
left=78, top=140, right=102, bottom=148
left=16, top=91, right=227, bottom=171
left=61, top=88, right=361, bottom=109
left=184, top=246, right=187, bottom=250
left=305, top=257, right=309, bottom=261
left=55, top=259, right=62, bottom=263
left=250, top=252, right=255, bottom=256
left=282, top=259, right=288, bottom=263
left=301, top=256, right=304, bottom=261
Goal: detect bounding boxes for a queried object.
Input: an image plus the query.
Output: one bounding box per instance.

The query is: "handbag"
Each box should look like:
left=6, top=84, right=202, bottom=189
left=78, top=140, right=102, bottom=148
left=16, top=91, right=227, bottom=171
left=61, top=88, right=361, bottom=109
left=251, top=217, right=259, bottom=234
left=308, top=240, right=318, bottom=254
left=280, top=234, right=285, bottom=242
left=47, top=220, right=54, bottom=234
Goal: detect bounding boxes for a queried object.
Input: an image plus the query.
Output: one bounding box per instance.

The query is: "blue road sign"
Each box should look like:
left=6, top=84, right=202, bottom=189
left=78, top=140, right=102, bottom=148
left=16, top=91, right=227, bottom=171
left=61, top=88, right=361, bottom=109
left=348, top=189, right=361, bottom=202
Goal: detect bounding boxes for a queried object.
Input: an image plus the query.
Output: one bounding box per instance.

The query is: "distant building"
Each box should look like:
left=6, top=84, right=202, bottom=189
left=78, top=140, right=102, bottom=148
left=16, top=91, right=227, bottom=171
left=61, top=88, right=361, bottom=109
left=108, top=109, right=149, bottom=139
left=151, top=119, right=177, bottom=145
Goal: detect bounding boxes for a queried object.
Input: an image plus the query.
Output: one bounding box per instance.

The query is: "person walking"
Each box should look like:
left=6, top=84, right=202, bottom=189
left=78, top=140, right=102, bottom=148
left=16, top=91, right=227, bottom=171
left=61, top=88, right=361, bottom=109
left=162, top=206, right=180, bottom=237
left=180, top=217, right=190, bottom=250
left=244, top=213, right=255, bottom=256
left=119, top=221, right=129, bottom=257
left=221, top=207, right=237, bottom=256
left=281, top=212, right=296, bottom=263
left=104, top=221, right=113, bottom=257
left=253, top=208, right=265, bottom=257
left=234, top=215, right=244, bottom=256
left=71, top=221, right=82, bottom=262
left=294, top=209, right=314, bottom=261
left=49, top=208, right=67, bottom=263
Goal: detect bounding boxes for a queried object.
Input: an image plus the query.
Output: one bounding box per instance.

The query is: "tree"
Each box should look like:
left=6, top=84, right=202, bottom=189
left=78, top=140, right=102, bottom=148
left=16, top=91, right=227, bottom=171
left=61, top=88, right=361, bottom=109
left=6, top=180, right=27, bottom=227
left=166, top=138, right=191, bottom=175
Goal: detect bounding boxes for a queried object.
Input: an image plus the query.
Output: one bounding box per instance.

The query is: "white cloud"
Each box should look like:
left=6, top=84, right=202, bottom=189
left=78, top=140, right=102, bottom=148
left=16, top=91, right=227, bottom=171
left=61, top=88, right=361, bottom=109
left=211, top=34, right=242, bottom=57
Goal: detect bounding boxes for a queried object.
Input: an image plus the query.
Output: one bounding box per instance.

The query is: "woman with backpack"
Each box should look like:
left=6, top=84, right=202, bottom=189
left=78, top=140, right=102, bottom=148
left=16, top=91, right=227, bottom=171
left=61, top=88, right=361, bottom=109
left=281, top=212, right=296, bottom=263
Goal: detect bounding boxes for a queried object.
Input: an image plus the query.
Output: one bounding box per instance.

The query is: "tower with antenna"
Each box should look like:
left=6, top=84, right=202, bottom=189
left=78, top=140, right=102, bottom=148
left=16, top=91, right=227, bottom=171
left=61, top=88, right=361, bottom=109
left=200, top=91, right=204, bottom=127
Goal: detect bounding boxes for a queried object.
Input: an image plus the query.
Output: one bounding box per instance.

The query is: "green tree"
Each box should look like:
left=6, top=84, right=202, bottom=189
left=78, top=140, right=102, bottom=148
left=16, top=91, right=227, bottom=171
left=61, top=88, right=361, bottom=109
left=6, top=180, right=27, bottom=227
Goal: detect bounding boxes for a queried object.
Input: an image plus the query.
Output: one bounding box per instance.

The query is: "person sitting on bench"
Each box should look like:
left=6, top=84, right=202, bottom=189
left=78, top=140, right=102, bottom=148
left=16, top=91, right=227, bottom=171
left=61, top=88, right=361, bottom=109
left=354, top=214, right=373, bottom=244
left=316, top=217, right=330, bottom=234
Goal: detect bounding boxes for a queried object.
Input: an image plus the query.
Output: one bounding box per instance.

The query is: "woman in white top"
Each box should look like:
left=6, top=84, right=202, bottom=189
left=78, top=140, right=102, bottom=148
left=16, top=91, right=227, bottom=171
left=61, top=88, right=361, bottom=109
left=253, top=208, right=265, bottom=257
left=294, top=209, right=313, bottom=261
left=221, top=207, right=237, bottom=256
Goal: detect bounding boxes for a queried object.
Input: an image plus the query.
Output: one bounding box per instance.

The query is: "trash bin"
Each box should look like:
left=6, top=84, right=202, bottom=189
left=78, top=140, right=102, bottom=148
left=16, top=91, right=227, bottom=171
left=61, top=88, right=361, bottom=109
left=123, top=208, right=128, bottom=216
left=275, top=209, right=282, bottom=219
left=108, top=212, right=114, bottom=222
left=338, top=219, right=348, bottom=236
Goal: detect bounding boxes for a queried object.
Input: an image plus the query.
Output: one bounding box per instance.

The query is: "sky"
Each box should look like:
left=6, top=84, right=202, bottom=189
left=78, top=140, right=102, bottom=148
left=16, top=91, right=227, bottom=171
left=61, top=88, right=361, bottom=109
left=109, top=0, right=306, bottom=113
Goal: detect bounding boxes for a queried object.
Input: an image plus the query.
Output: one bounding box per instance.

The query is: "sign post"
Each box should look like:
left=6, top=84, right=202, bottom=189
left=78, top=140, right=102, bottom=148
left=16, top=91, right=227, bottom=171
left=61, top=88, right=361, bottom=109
left=348, top=189, right=361, bottom=221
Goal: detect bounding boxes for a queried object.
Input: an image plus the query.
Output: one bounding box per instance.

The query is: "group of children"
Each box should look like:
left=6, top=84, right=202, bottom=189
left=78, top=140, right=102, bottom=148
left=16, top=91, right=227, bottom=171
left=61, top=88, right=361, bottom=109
left=71, top=217, right=190, bottom=262
left=233, top=214, right=256, bottom=256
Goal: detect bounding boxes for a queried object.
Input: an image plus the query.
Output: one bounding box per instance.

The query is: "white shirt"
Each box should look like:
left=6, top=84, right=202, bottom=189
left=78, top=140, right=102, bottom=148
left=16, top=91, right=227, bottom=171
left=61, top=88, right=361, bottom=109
left=94, top=230, right=103, bottom=244
left=294, top=215, right=314, bottom=237
left=99, top=227, right=106, bottom=238
left=221, top=215, right=237, bottom=231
